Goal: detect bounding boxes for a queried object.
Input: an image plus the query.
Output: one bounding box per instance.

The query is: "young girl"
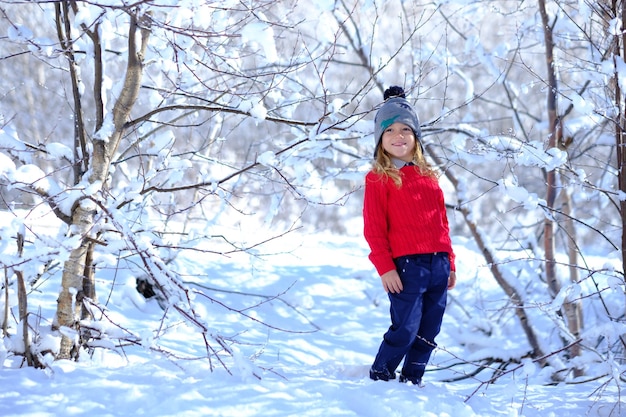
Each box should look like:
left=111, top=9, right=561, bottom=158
left=363, top=86, right=457, bottom=387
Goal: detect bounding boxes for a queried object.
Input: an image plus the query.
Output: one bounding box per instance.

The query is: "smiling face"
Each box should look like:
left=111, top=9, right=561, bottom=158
left=380, top=122, right=416, bottom=162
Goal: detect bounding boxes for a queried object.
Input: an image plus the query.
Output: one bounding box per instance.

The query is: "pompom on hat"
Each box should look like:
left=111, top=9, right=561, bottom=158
left=373, top=86, right=422, bottom=157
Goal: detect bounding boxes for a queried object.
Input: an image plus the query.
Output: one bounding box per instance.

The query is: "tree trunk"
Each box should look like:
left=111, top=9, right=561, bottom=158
left=55, top=2, right=89, bottom=181
left=538, top=0, right=590, bottom=372
left=2, top=268, right=8, bottom=338
left=538, top=0, right=561, bottom=298
left=16, top=229, right=34, bottom=366
left=614, top=0, right=626, bottom=354
left=53, top=11, right=151, bottom=360
left=54, top=206, right=95, bottom=359
left=81, top=241, right=97, bottom=321
left=560, top=191, right=583, bottom=376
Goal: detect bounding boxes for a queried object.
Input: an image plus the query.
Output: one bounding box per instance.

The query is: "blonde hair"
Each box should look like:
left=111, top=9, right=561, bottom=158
left=372, top=140, right=437, bottom=187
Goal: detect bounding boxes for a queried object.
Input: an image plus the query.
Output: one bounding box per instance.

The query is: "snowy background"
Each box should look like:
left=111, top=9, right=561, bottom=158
left=1, top=1, right=625, bottom=416
left=0, top=210, right=622, bottom=417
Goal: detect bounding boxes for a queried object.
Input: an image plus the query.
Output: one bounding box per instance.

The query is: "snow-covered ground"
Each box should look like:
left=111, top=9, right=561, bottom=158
left=0, top=227, right=623, bottom=416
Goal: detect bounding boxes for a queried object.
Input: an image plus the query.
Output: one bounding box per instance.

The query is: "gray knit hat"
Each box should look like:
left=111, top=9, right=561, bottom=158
left=373, top=86, right=422, bottom=157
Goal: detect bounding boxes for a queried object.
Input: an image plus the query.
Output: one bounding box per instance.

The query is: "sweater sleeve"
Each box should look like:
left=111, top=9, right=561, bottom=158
left=440, top=197, right=456, bottom=272
left=363, top=173, right=396, bottom=276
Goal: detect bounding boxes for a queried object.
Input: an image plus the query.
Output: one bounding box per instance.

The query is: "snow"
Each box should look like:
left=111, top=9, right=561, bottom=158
left=0, top=220, right=623, bottom=417
left=1, top=2, right=624, bottom=415
left=7, top=24, right=33, bottom=42
left=239, top=99, right=269, bottom=121
left=0, top=152, right=16, bottom=178
left=241, top=20, right=278, bottom=64
left=257, top=150, right=278, bottom=167
left=498, top=178, right=542, bottom=210
left=45, top=143, right=74, bottom=161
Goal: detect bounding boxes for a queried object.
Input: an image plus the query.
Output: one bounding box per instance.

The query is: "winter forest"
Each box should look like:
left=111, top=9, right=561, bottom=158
left=0, top=0, right=625, bottom=416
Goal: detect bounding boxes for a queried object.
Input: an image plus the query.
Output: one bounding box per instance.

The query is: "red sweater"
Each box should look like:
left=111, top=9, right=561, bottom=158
left=363, top=166, right=456, bottom=276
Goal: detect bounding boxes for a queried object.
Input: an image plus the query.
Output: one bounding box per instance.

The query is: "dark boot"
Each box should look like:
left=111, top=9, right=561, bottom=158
left=369, top=367, right=396, bottom=381
left=399, top=374, right=425, bottom=387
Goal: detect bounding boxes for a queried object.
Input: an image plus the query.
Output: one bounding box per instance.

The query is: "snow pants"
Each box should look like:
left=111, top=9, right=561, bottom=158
left=371, top=252, right=450, bottom=381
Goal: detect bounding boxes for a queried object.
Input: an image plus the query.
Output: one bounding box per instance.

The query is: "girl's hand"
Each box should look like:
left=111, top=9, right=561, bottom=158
left=380, top=269, right=403, bottom=293
left=448, top=271, right=457, bottom=289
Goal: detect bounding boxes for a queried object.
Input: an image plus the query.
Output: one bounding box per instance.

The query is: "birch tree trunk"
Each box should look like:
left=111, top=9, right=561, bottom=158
left=538, top=0, right=561, bottom=299
left=53, top=11, right=151, bottom=360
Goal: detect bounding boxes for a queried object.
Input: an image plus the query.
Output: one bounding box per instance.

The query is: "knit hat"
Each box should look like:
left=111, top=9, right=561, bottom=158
left=373, top=86, right=422, bottom=157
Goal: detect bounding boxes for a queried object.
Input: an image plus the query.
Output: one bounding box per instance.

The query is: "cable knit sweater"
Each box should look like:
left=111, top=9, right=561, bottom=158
left=363, top=165, right=456, bottom=276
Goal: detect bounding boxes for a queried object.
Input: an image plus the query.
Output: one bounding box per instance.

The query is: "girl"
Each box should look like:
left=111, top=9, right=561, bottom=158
left=363, top=86, right=457, bottom=387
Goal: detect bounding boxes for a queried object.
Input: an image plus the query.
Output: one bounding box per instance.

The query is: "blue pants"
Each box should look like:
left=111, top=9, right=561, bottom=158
left=371, top=253, right=450, bottom=380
